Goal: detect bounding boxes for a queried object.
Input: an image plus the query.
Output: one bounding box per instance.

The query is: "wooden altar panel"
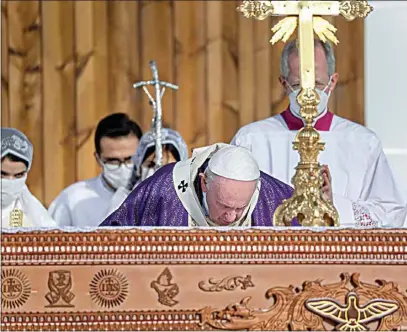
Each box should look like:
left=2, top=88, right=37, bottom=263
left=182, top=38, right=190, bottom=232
left=1, top=229, right=407, bottom=331
left=1, top=1, right=366, bottom=207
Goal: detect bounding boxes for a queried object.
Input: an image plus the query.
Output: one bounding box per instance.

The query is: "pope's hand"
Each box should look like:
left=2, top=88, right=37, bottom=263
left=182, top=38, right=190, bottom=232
left=321, top=165, right=333, bottom=202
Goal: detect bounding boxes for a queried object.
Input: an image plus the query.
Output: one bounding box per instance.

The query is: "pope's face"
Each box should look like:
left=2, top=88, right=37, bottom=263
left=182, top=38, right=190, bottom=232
left=201, top=175, right=257, bottom=226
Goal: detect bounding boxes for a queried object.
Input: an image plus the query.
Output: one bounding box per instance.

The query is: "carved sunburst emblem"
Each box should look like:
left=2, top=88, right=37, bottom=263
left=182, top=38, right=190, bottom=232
left=1, top=269, right=31, bottom=309
left=89, top=269, right=129, bottom=309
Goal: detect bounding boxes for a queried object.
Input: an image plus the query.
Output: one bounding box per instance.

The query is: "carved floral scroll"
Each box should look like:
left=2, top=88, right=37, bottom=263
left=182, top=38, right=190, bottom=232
left=199, top=273, right=407, bottom=331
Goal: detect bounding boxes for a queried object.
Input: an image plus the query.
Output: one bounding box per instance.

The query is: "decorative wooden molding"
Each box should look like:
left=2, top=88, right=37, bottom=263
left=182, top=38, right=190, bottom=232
left=44, top=270, right=75, bottom=308
left=198, top=275, right=254, bottom=292
left=1, top=229, right=407, bottom=331
left=2, top=310, right=202, bottom=331
left=1, top=269, right=31, bottom=310
left=2, top=229, right=407, bottom=265
left=150, top=268, right=179, bottom=307
left=199, top=273, right=407, bottom=331
left=89, top=269, right=129, bottom=309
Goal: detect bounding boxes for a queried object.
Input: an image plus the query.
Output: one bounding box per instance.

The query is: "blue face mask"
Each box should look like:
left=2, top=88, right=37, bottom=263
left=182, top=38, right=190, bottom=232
left=287, top=77, right=332, bottom=118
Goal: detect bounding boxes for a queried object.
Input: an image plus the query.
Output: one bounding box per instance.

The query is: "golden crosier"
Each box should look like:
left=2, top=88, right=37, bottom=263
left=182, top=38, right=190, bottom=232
left=273, top=95, right=339, bottom=227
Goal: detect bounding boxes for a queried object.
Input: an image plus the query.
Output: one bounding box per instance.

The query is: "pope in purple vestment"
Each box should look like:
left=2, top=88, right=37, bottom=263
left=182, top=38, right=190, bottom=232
left=100, top=144, right=297, bottom=227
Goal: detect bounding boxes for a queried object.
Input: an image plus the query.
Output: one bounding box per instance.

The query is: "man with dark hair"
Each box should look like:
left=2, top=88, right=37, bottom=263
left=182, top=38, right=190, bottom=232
left=49, top=113, right=142, bottom=227
left=1, top=128, right=56, bottom=228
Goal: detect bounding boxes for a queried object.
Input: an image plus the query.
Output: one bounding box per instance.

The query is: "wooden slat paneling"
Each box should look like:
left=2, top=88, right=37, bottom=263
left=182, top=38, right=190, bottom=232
left=2, top=1, right=366, bottom=206
left=41, top=1, right=76, bottom=207
left=192, top=0, right=208, bottom=149
left=174, top=0, right=198, bottom=153
left=1, top=1, right=9, bottom=127
left=8, top=0, right=44, bottom=202
left=222, top=1, right=239, bottom=143
left=74, top=1, right=109, bottom=181
left=206, top=1, right=224, bottom=144
left=269, top=18, right=288, bottom=116
left=333, top=17, right=365, bottom=124
left=238, top=9, right=255, bottom=128
left=128, top=2, right=143, bottom=126
left=254, top=19, right=271, bottom=121
left=140, top=0, right=175, bottom=130
left=108, top=1, right=141, bottom=123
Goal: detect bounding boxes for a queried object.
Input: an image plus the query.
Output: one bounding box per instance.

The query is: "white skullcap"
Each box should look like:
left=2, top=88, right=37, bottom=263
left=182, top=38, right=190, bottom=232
left=208, top=146, right=260, bottom=181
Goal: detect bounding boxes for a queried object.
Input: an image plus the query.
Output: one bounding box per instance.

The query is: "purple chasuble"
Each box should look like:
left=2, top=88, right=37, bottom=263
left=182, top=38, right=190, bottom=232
left=100, top=163, right=299, bottom=227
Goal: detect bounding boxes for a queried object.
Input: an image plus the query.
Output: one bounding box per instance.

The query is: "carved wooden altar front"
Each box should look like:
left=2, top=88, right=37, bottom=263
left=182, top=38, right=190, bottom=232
left=1, top=228, right=407, bottom=331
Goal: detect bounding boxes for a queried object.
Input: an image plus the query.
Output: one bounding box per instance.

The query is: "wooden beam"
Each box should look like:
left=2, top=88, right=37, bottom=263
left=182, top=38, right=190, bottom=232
left=8, top=0, right=44, bottom=202
left=174, top=0, right=211, bottom=153
left=41, top=1, right=76, bottom=207
left=107, top=1, right=142, bottom=126
left=1, top=1, right=10, bottom=127
left=140, top=0, right=175, bottom=131
left=332, top=17, right=365, bottom=124
left=206, top=1, right=223, bottom=144
left=222, top=1, right=239, bottom=143
left=74, top=1, right=109, bottom=181
left=238, top=3, right=255, bottom=127
left=254, top=19, right=271, bottom=120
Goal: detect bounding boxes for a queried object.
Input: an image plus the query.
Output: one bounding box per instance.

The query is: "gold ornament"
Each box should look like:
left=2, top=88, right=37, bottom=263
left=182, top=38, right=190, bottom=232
left=238, top=0, right=373, bottom=226
left=306, top=292, right=398, bottom=331
left=9, top=208, right=23, bottom=227
left=313, top=16, right=339, bottom=45
left=340, top=0, right=374, bottom=21
left=237, top=0, right=274, bottom=20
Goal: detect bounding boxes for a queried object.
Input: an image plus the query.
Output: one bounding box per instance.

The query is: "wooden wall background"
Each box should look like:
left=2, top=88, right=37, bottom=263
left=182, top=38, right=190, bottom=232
left=1, top=0, right=365, bottom=207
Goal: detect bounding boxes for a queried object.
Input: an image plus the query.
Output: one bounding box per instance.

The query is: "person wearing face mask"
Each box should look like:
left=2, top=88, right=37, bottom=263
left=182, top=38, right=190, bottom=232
left=104, top=128, right=189, bottom=216
left=1, top=128, right=56, bottom=228
left=48, top=113, right=142, bottom=227
left=231, top=39, right=407, bottom=228
left=132, top=128, right=189, bottom=186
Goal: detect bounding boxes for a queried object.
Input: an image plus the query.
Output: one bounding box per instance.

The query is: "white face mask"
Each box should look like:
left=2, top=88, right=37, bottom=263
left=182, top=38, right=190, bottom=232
left=140, top=166, right=155, bottom=181
left=102, top=164, right=133, bottom=190
left=1, top=176, right=27, bottom=208
left=202, top=191, right=209, bottom=217
left=288, top=77, right=332, bottom=119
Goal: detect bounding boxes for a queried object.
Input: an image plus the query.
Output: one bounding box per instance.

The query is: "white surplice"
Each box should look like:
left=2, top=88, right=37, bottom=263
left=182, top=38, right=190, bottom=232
left=48, top=175, right=117, bottom=227
left=231, top=110, right=407, bottom=227
left=1, top=186, right=56, bottom=228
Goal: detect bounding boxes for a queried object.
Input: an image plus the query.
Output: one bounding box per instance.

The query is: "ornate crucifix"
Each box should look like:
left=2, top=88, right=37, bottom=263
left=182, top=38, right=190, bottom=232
left=238, top=1, right=373, bottom=227
left=133, top=61, right=178, bottom=169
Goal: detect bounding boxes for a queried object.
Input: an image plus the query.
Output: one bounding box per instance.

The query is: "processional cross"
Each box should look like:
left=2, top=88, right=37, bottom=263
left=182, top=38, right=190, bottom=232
left=238, top=1, right=373, bottom=227
left=133, top=61, right=178, bottom=169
